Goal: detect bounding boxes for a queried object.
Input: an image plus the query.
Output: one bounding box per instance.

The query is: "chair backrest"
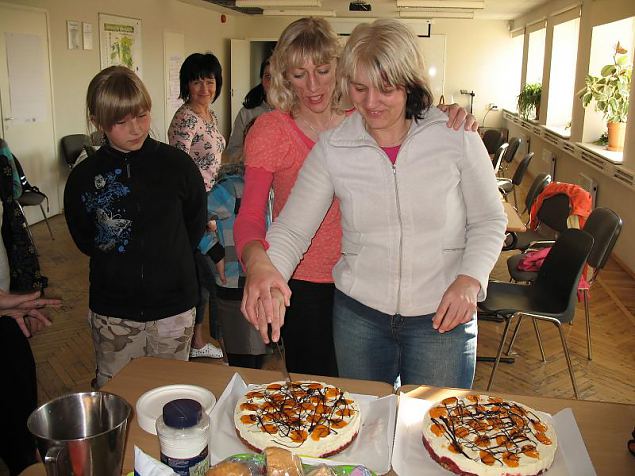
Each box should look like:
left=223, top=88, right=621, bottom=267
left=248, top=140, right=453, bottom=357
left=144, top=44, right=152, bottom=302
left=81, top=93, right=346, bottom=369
left=482, top=129, right=504, bottom=154
left=502, top=137, right=522, bottom=164
left=11, top=154, right=29, bottom=188
left=535, top=228, right=594, bottom=322
left=61, top=134, right=92, bottom=167
left=511, top=152, right=534, bottom=186
left=535, top=193, right=570, bottom=232
left=492, top=143, right=508, bottom=173
left=523, top=173, right=551, bottom=214
left=582, top=207, right=623, bottom=271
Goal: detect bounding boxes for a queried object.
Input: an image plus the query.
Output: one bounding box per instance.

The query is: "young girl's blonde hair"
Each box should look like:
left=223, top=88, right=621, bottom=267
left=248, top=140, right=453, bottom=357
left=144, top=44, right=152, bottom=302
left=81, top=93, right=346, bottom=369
left=86, top=66, right=152, bottom=132
left=268, top=17, right=341, bottom=114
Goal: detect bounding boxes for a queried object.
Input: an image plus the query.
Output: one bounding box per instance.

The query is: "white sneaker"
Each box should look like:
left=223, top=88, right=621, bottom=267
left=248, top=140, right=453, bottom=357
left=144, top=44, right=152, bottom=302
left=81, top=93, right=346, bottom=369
left=190, top=343, right=223, bottom=359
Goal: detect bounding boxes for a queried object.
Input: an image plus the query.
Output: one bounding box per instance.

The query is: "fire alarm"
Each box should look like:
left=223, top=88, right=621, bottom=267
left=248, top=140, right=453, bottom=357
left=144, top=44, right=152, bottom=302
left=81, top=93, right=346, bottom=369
left=221, top=14, right=227, bottom=23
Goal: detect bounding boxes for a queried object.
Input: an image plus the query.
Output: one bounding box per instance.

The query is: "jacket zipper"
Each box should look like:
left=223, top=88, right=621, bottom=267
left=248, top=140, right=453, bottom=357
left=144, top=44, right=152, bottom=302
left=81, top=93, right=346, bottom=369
left=125, top=158, right=144, bottom=320
left=391, top=163, right=403, bottom=315
left=364, top=117, right=447, bottom=315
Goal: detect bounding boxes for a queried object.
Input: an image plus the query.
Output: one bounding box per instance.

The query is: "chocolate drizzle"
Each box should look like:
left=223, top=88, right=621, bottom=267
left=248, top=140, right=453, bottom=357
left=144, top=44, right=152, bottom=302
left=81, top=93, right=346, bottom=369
left=239, top=382, right=357, bottom=449
left=428, top=396, right=552, bottom=468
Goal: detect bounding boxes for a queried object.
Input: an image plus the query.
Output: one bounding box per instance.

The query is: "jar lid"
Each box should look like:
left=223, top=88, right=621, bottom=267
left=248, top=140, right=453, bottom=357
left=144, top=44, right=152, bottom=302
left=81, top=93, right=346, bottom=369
left=162, top=399, right=202, bottom=429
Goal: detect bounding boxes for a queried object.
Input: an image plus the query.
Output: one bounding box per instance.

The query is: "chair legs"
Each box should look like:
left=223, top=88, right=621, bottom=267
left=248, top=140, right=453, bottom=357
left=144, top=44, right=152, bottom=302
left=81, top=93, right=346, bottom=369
left=486, top=314, right=516, bottom=391
left=487, top=313, right=578, bottom=399
left=505, top=316, right=546, bottom=362
left=39, top=204, right=54, bottom=240
left=583, top=289, right=592, bottom=360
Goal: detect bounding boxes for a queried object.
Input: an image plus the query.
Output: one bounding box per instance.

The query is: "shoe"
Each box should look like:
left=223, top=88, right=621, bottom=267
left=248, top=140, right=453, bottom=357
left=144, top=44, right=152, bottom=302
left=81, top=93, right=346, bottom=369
left=190, top=343, right=223, bottom=359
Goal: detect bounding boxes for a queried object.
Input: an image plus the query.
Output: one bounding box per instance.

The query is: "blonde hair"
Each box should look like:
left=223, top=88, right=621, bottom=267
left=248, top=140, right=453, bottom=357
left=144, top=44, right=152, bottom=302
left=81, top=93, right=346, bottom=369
left=336, top=19, right=433, bottom=119
left=86, top=66, right=152, bottom=132
left=268, top=17, right=341, bottom=113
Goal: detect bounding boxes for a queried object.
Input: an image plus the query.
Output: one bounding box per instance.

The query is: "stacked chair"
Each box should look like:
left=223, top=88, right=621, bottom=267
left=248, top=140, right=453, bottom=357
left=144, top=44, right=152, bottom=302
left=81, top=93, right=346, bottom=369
left=498, top=137, right=522, bottom=177
left=497, top=152, right=534, bottom=208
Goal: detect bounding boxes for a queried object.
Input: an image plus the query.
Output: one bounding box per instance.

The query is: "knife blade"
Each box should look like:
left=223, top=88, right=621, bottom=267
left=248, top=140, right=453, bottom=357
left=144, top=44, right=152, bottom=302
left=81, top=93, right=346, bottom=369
left=269, top=325, right=292, bottom=382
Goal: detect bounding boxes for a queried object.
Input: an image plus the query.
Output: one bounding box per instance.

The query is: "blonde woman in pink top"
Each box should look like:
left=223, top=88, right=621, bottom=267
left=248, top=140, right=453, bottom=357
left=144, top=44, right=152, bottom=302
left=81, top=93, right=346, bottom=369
left=234, top=17, right=476, bottom=377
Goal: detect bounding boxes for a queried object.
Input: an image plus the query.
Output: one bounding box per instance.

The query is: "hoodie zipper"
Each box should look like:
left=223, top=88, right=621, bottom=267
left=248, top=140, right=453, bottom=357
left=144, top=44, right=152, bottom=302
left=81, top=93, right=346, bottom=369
left=375, top=117, right=446, bottom=315
left=124, top=156, right=144, bottom=320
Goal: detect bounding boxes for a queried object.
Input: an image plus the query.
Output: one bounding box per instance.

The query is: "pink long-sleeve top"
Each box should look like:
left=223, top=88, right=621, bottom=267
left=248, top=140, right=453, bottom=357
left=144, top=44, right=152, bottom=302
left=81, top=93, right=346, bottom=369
left=234, top=110, right=341, bottom=283
left=168, top=103, right=224, bottom=191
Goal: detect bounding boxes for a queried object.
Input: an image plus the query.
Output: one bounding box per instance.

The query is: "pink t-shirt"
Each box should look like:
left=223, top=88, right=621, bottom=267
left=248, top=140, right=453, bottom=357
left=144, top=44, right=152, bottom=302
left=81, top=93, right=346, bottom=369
left=234, top=110, right=341, bottom=283
left=382, top=145, right=401, bottom=164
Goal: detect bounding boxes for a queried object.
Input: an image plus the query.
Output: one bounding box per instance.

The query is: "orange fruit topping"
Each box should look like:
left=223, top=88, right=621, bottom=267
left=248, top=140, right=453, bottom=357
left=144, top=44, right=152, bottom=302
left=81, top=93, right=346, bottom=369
left=240, top=415, right=257, bottom=424
left=536, top=432, right=552, bottom=445
left=290, top=429, right=308, bottom=443
left=502, top=452, right=520, bottom=467
left=480, top=451, right=496, bottom=466
left=429, top=406, right=448, bottom=419
left=522, top=445, right=540, bottom=458
left=310, top=425, right=330, bottom=441
left=431, top=423, right=444, bottom=437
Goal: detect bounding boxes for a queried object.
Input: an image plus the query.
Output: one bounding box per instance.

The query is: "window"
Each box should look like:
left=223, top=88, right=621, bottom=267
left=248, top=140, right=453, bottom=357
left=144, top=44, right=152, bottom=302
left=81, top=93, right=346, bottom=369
left=546, top=18, right=580, bottom=137
left=581, top=16, right=634, bottom=155
left=505, top=33, right=525, bottom=111
left=526, top=27, right=546, bottom=85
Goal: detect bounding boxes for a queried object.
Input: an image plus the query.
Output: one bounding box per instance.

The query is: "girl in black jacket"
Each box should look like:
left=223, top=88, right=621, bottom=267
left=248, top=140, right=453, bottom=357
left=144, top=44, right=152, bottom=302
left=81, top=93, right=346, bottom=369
left=64, top=66, right=206, bottom=388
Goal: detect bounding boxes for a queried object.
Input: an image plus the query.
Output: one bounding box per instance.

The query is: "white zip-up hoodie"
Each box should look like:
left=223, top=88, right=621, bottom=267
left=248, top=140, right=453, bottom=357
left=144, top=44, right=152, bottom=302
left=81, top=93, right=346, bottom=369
left=266, top=108, right=507, bottom=316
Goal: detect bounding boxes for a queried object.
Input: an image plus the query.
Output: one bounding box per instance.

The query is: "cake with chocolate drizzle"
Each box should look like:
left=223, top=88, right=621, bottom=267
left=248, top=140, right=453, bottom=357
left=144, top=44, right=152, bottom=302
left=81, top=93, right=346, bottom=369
left=234, top=381, right=361, bottom=457
left=422, top=395, right=557, bottom=475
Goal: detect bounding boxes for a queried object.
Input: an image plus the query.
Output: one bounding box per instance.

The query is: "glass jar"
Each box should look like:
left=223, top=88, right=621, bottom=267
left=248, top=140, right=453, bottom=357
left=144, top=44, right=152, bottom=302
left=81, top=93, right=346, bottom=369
left=156, top=399, right=210, bottom=476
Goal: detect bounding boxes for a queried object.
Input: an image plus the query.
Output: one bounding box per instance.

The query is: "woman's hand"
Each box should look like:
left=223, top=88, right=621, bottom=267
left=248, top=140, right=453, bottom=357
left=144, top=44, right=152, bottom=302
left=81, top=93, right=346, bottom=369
left=0, top=289, right=61, bottom=337
left=432, top=275, right=480, bottom=333
left=240, top=243, right=291, bottom=344
left=438, top=103, right=479, bottom=132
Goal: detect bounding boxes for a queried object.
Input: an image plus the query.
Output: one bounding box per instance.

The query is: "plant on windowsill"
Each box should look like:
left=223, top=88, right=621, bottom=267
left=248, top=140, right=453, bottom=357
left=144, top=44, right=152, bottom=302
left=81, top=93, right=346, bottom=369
left=578, top=42, right=632, bottom=152
left=517, top=83, right=542, bottom=120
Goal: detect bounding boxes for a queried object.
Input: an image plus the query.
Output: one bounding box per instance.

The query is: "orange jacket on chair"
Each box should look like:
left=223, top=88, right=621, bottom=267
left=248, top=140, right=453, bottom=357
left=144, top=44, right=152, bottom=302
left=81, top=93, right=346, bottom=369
left=529, top=182, right=593, bottom=230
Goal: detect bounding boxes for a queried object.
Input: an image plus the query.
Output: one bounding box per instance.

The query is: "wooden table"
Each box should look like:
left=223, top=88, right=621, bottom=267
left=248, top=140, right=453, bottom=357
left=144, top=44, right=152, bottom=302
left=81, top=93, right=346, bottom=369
left=111, top=358, right=394, bottom=474
left=400, top=385, right=635, bottom=475
left=503, top=200, right=526, bottom=232
left=22, top=358, right=634, bottom=475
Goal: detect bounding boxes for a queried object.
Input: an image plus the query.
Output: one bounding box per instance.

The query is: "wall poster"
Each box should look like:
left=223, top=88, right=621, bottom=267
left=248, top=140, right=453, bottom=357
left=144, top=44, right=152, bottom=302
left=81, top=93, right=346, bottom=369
left=99, top=13, right=142, bottom=77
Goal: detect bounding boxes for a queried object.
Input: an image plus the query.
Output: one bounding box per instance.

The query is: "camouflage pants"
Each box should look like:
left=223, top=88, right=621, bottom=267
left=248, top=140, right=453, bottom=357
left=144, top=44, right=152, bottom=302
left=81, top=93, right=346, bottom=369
left=89, top=308, right=195, bottom=388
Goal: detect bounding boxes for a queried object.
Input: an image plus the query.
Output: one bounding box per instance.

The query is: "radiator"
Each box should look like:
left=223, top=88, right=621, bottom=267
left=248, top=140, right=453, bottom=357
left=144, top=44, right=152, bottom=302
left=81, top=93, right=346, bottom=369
left=541, top=149, right=557, bottom=179
left=578, top=172, right=598, bottom=208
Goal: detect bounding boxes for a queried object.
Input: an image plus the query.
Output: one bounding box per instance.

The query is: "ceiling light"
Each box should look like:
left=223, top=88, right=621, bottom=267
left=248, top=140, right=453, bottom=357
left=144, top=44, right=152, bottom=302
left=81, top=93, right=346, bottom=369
left=262, top=9, right=336, bottom=16
left=398, top=9, right=474, bottom=19
left=236, top=0, right=322, bottom=7
left=397, top=1, right=484, bottom=9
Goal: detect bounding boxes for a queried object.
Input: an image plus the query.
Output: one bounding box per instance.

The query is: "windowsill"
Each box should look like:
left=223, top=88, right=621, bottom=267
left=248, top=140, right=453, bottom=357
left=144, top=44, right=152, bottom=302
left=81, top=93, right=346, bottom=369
left=544, top=125, right=571, bottom=139
left=576, top=142, right=623, bottom=164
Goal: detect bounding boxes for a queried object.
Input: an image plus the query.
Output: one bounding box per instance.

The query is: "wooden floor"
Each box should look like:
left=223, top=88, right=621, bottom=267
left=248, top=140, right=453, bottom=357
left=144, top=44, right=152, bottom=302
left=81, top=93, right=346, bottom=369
left=25, top=200, right=635, bottom=406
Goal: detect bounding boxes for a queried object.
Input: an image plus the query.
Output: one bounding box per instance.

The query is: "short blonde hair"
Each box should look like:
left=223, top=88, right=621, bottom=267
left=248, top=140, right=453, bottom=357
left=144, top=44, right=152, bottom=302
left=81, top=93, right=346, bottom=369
left=86, top=66, right=152, bottom=132
left=337, top=19, right=433, bottom=119
left=268, top=17, right=341, bottom=113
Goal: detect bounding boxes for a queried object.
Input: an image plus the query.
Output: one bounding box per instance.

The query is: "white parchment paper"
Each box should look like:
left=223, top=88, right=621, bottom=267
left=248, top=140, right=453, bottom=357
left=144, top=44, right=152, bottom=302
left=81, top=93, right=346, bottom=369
left=391, top=394, right=597, bottom=475
left=208, top=373, right=397, bottom=474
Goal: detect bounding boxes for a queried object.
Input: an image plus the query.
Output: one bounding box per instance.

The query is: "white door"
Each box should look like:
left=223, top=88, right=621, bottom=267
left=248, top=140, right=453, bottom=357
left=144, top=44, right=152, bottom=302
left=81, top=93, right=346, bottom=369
left=230, top=39, right=251, bottom=128
left=0, top=4, right=57, bottom=224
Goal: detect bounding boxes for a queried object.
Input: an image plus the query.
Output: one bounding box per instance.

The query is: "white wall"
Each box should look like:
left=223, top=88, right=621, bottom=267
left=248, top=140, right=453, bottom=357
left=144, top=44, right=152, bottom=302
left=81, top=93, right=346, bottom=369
left=237, top=16, right=515, bottom=129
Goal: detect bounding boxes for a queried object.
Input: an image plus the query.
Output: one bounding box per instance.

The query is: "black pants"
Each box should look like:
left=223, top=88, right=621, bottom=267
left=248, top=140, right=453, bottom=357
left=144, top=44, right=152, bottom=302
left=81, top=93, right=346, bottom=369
left=0, top=317, right=38, bottom=475
left=281, top=280, right=338, bottom=377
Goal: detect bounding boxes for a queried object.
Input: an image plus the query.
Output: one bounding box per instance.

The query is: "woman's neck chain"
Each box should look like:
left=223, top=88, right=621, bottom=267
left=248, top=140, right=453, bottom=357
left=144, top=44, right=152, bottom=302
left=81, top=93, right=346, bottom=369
left=297, top=111, right=334, bottom=137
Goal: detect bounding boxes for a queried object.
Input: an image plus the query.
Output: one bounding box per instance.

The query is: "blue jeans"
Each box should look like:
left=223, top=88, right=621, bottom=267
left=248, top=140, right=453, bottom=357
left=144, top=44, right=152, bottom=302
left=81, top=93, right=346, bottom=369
left=333, top=289, right=477, bottom=388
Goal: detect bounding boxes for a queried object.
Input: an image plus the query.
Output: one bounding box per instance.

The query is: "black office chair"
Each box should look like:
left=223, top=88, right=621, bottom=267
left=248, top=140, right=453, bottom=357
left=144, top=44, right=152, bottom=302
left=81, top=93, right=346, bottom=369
left=503, top=192, right=570, bottom=252
left=506, top=207, right=623, bottom=360
left=498, top=137, right=522, bottom=177
left=497, top=152, right=535, bottom=208
left=479, top=228, right=594, bottom=399
left=482, top=129, right=504, bottom=155
left=61, top=134, right=94, bottom=169
left=491, top=143, right=508, bottom=174
left=13, top=156, right=54, bottom=239
left=521, top=173, right=551, bottom=216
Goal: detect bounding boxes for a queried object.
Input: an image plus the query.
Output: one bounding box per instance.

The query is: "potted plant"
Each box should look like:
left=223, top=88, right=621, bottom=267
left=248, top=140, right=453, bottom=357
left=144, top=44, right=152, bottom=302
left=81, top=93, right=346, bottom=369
left=517, top=83, right=542, bottom=120
left=578, top=42, right=632, bottom=151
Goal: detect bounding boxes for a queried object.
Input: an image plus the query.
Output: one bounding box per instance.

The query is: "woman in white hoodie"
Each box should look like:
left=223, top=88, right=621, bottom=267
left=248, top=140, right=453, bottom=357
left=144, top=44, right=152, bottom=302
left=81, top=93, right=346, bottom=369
left=243, top=19, right=506, bottom=388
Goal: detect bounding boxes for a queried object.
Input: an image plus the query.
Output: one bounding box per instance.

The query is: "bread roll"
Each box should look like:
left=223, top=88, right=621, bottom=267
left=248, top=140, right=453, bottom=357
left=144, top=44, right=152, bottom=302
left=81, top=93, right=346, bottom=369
left=264, top=447, right=303, bottom=476
left=207, top=460, right=253, bottom=476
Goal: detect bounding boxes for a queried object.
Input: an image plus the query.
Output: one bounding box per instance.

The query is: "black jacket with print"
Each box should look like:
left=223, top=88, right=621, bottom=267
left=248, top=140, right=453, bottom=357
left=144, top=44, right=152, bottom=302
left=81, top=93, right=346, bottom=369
left=64, top=137, right=206, bottom=321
